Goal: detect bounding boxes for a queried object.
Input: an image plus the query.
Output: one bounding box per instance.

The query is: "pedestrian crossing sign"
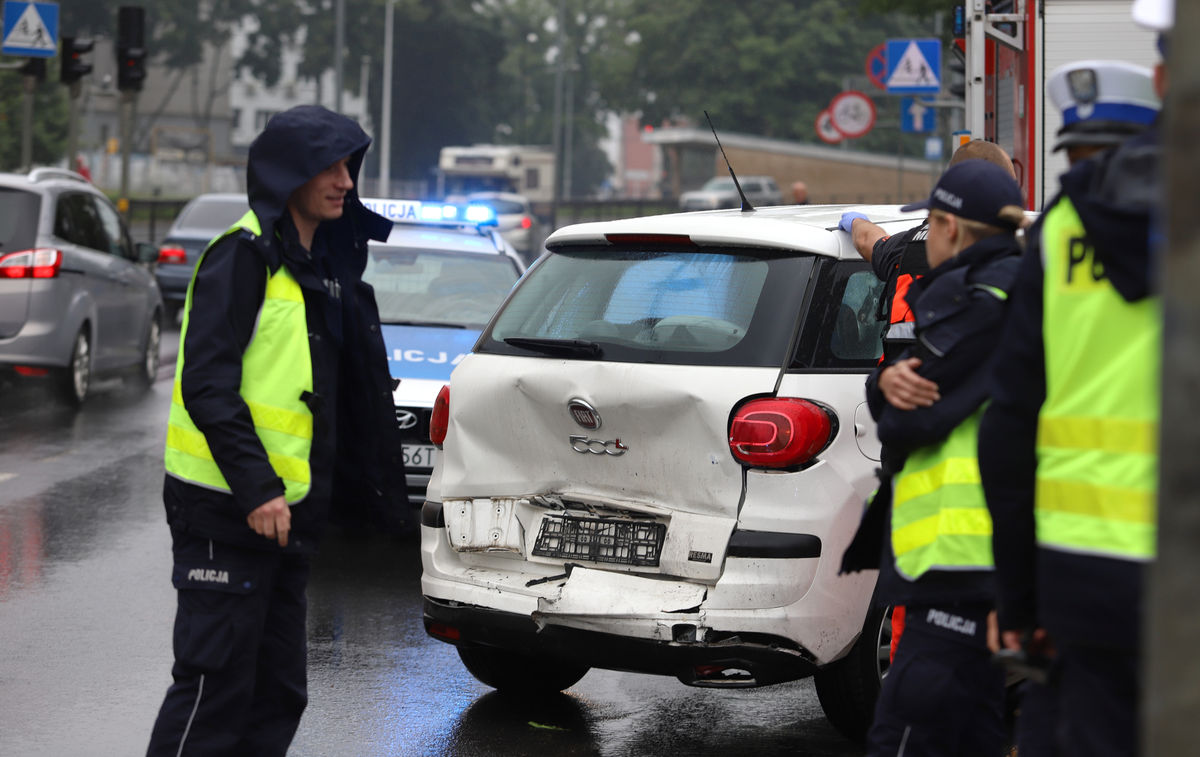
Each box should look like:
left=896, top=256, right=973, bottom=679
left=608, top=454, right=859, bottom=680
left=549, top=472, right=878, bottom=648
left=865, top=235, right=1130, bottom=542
left=2, top=1, right=58, bottom=58
left=886, top=38, right=941, bottom=95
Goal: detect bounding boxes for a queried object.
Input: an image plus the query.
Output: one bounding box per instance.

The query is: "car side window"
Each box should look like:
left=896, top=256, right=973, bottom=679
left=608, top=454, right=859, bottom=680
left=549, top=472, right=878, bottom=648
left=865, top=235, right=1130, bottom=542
left=793, top=259, right=886, bottom=371
left=92, top=196, right=133, bottom=259
left=56, top=192, right=107, bottom=252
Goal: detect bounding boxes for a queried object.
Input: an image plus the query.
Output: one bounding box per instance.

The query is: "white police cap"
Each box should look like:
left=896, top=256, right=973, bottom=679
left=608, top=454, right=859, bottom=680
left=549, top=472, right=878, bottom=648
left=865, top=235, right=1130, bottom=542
left=1047, top=60, right=1159, bottom=150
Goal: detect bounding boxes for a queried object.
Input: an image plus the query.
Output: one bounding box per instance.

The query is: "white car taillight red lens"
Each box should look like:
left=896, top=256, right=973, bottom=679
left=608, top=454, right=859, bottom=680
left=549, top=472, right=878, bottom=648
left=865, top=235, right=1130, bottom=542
left=520, top=215, right=533, bottom=230
left=429, top=384, right=450, bottom=446
left=729, top=398, right=834, bottom=468
left=0, top=248, right=62, bottom=279
left=157, top=246, right=187, bottom=264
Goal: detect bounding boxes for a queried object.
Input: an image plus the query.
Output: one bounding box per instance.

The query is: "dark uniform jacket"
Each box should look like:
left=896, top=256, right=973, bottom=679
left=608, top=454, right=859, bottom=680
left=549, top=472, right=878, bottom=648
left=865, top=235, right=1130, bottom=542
left=842, top=233, right=1022, bottom=608
left=163, top=106, right=409, bottom=553
left=978, top=127, right=1159, bottom=650
left=871, top=221, right=930, bottom=364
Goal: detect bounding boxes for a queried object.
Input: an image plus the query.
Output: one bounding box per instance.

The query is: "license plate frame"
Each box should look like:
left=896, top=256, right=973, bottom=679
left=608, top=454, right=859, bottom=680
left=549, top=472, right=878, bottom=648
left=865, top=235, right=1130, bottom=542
left=532, top=514, right=666, bottom=567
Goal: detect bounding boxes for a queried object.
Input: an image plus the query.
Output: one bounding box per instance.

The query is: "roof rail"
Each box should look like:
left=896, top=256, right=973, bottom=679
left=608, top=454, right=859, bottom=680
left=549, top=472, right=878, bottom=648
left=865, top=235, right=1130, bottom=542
left=28, top=167, right=89, bottom=184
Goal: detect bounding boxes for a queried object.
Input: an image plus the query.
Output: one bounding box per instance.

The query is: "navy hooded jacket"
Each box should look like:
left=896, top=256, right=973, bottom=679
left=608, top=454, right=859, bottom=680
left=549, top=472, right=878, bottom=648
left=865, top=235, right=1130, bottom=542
left=163, top=106, right=410, bottom=552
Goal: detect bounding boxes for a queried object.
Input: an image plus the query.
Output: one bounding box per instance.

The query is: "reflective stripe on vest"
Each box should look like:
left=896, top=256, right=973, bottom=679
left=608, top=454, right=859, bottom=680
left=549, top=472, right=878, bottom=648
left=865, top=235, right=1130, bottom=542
left=891, top=407, right=994, bottom=580
left=1036, top=198, right=1158, bottom=562
left=163, top=211, right=315, bottom=504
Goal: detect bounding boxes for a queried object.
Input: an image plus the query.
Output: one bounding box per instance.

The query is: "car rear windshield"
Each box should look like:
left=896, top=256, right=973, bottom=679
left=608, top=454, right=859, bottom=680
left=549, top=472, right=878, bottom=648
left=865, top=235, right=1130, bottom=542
left=0, top=188, right=41, bottom=252
left=174, top=198, right=248, bottom=232
left=479, top=247, right=815, bottom=366
left=364, top=246, right=522, bottom=328
left=483, top=198, right=527, bottom=215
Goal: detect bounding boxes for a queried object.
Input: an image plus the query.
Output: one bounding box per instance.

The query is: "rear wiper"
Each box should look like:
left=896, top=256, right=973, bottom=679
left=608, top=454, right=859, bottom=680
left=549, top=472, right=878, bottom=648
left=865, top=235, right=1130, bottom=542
left=382, top=319, right=469, bottom=329
left=503, top=337, right=602, bottom=358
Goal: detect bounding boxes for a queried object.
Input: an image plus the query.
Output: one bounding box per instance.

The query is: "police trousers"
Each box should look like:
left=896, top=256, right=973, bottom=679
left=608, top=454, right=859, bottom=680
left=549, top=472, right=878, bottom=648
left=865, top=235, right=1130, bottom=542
left=866, top=602, right=1006, bottom=757
left=147, top=530, right=311, bottom=757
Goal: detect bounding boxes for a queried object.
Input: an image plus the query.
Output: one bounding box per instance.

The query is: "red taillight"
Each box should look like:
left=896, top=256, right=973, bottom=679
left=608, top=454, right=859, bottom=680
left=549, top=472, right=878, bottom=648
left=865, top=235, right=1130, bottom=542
left=157, top=246, right=187, bottom=264
left=0, top=248, right=61, bottom=279
left=427, top=622, right=461, bottom=641
left=728, top=398, right=834, bottom=468
left=429, top=384, right=450, bottom=446
left=520, top=215, right=533, bottom=230
left=13, top=366, right=49, bottom=377
left=603, top=233, right=694, bottom=246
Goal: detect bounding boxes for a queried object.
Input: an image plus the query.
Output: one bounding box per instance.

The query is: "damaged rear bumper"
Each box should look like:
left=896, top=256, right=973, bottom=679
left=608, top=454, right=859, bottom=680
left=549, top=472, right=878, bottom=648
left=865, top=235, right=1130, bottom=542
left=423, top=596, right=820, bottom=688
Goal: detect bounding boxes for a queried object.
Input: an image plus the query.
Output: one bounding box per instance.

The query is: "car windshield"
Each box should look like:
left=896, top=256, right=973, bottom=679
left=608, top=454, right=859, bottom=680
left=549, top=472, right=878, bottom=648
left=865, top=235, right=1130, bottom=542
left=0, top=188, right=40, bottom=250
left=481, top=247, right=815, bottom=366
left=174, top=197, right=248, bottom=232
left=701, top=178, right=736, bottom=192
left=477, top=198, right=526, bottom=215
left=364, top=246, right=522, bottom=328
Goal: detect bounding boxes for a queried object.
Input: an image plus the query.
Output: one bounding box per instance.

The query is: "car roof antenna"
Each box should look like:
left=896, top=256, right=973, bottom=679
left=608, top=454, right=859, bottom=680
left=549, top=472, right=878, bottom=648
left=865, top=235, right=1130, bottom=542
left=704, top=110, right=754, bottom=213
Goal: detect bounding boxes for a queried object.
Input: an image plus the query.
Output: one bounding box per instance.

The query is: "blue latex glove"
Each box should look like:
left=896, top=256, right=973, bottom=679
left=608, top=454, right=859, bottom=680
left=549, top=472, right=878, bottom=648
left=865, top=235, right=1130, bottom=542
left=839, top=211, right=869, bottom=233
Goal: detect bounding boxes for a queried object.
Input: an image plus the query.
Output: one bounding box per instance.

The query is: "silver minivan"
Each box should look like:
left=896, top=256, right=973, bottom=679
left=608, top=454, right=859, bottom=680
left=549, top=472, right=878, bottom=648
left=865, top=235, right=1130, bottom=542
left=0, top=168, right=163, bottom=404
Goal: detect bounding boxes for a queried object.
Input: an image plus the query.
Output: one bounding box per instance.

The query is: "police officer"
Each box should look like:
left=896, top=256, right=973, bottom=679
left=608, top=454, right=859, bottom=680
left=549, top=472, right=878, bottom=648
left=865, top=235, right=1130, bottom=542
left=838, top=139, right=1018, bottom=661
left=147, top=106, right=408, bottom=755
left=841, top=159, right=1027, bottom=756
left=977, top=3, right=1169, bottom=754
left=982, top=58, right=1160, bottom=757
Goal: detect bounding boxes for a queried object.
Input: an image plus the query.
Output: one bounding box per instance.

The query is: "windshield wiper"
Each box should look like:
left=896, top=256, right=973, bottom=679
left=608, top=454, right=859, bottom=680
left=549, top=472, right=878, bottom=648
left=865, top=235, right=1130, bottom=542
left=503, top=337, right=603, bottom=358
left=381, top=319, right=469, bottom=329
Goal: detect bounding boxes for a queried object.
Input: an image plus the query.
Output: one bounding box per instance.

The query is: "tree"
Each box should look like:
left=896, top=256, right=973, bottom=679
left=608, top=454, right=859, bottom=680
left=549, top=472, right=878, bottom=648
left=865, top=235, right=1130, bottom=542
left=593, top=0, right=934, bottom=154
left=0, top=70, right=69, bottom=171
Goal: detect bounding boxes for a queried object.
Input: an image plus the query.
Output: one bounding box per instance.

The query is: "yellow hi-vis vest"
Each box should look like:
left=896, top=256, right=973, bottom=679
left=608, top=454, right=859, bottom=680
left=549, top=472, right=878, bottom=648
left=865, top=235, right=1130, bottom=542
left=892, top=406, right=994, bottom=580
left=1035, top=198, right=1158, bottom=562
left=163, top=211, right=314, bottom=504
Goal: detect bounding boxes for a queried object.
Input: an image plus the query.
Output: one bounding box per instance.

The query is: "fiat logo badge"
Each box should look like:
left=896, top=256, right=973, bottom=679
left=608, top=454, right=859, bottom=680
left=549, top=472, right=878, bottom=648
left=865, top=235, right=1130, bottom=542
left=567, top=398, right=601, bottom=430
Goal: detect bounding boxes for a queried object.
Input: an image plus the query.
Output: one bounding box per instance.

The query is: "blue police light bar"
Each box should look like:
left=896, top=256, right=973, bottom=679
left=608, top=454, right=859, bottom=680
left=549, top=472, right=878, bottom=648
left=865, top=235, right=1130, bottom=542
left=464, top=204, right=496, bottom=224
left=359, top=197, right=498, bottom=228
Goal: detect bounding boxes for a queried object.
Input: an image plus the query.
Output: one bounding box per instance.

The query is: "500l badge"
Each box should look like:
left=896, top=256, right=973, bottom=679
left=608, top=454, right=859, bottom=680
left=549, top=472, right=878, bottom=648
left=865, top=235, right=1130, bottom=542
left=569, top=435, right=629, bottom=456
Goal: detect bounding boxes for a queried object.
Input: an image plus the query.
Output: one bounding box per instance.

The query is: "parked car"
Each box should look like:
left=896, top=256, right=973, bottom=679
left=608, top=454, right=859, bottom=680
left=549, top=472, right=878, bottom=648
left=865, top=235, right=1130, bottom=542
left=155, top=193, right=249, bottom=323
left=678, top=175, right=784, bottom=210
left=419, top=202, right=929, bottom=741
left=359, top=197, right=526, bottom=509
left=0, top=167, right=163, bottom=405
left=465, top=191, right=536, bottom=261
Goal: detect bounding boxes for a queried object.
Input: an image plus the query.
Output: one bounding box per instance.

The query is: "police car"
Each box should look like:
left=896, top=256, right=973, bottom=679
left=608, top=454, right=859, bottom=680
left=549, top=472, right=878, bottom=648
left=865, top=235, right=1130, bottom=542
left=418, top=202, right=927, bottom=741
left=359, top=197, right=526, bottom=507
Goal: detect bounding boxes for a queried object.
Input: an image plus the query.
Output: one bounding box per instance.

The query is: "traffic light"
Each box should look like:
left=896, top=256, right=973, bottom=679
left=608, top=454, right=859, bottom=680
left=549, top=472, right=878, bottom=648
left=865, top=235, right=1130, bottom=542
left=116, top=6, right=146, bottom=92
left=947, top=43, right=966, bottom=99
left=60, top=37, right=93, bottom=85
left=18, top=57, right=46, bottom=82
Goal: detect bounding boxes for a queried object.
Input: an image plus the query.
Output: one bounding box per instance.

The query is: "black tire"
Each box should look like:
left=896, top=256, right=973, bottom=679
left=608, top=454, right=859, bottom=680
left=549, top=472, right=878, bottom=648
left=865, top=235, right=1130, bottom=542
left=56, top=327, right=92, bottom=406
left=814, top=602, right=892, bottom=743
left=457, top=646, right=589, bottom=695
left=131, top=313, right=162, bottom=390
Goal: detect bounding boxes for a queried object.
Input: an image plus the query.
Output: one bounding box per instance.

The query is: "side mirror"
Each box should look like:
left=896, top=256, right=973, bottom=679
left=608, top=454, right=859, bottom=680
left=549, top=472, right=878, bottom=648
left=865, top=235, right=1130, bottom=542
left=136, top=242, right=158, bottom=264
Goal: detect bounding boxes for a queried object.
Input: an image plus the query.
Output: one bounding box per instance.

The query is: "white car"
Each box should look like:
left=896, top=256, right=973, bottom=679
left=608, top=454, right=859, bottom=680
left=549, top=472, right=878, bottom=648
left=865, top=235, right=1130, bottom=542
left=419, top=203, right=925, bottom=741
left=359, top=198, right=526, bottom=509
left=678, top=175, right=784, bottom=210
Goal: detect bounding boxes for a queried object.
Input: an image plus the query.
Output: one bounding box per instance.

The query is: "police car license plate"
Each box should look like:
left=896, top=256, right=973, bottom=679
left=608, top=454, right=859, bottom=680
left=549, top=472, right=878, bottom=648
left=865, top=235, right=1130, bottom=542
left=532, top=514, right=666, bottom=567
left=402, top=444, right=438, bottom=468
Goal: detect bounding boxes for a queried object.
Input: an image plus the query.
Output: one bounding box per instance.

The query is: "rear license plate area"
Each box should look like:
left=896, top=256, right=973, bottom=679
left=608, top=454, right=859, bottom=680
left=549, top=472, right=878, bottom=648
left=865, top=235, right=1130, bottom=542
left=532, top=515, right=666, bottom=567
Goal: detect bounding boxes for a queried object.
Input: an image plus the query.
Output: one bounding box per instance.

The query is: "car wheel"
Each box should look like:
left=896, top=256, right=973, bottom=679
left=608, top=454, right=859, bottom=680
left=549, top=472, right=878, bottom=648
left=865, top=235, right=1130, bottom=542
left=57, top=327, right=92, bottom=406
left=813, top=602, right=892, bottom=743
left=456, top=646, right=590, bottom=695
left=132, top=313, right=162, bottom=390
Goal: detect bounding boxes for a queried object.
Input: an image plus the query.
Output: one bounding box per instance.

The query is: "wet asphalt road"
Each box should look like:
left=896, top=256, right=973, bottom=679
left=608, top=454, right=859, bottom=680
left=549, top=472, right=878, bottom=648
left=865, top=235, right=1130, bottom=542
left=0, top=329, right=864, bottom=757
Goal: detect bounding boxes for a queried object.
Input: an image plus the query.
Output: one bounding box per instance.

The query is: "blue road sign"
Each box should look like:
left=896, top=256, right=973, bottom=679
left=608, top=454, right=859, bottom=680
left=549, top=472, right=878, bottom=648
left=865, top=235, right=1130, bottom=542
left=886, top=38, right=941, bottom=95
left=900, top=97, right=936, bottom=133
left=2, top=1, right=57, bottom=58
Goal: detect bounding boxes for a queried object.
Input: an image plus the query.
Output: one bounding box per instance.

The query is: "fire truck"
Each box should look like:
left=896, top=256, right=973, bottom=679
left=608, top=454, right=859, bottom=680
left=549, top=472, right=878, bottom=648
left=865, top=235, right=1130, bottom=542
left=963, top=0, right=1158, bottom=208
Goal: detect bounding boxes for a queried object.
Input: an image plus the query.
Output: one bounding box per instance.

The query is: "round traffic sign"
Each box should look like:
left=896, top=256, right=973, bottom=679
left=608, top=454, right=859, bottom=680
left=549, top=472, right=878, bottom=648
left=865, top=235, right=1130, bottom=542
left=865, top=43, right=887, bottom=90
left=815, top=109, right=842, bottom=144
left=829, top=91, right=877, bottom=139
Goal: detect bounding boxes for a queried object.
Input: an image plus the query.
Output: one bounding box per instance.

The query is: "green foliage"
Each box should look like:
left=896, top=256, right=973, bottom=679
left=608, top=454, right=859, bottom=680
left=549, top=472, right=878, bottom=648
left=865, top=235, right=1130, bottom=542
left=0, top=71, right=69, bottom=171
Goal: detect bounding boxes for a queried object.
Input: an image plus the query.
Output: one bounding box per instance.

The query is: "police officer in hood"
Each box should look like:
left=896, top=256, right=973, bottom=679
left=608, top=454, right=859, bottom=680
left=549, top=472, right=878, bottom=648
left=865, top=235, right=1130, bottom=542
left=841, top=160, right=1027, bottom=756
left=148, top=105, right=408, bottom=756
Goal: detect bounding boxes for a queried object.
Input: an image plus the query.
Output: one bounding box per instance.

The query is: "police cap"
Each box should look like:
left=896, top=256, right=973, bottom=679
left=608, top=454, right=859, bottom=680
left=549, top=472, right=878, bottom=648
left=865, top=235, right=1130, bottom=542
left=1047, top=60, right=1159, bottom=151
